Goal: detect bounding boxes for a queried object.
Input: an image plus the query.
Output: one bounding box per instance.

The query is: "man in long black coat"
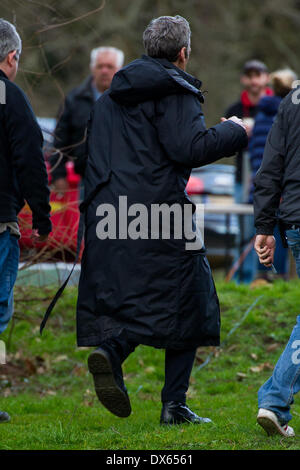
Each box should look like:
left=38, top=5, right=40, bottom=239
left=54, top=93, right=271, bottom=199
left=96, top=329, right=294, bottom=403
left=77, top=15, right=248, bottom=425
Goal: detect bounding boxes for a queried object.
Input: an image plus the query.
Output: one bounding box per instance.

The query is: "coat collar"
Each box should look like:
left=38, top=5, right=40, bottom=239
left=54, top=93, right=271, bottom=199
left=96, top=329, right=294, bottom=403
left=141, top=55, right=204, bottom=103
left=150, top=56, right=202, bottom=89
left=110, top=55, right=205, bottom=106
left=73, top=75, right=94, bottom=100
left=0, top=69, right=8, bottom=79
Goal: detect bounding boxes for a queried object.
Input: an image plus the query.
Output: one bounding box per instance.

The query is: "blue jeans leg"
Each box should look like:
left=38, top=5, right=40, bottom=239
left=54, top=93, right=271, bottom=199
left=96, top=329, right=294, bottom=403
left=234, top=182, right=243, bottom=205
left=258, top=228, right=300, bottom=424
left=285, top=229, right=300, bottom=278
left=258, top=315, right=300, bottom=424
left=0, top=230, right=20, bottom=334
left=233, top=214, right=256, bottom=284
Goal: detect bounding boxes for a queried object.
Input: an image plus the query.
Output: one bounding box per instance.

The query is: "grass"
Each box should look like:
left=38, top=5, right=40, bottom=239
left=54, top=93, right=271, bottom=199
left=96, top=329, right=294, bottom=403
left=0, top=280, right=300, bottom=450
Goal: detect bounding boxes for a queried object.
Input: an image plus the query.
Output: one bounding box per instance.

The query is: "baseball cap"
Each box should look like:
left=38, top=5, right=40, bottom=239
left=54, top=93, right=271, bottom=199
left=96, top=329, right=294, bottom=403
left=243, top=60, right=268, bottom=75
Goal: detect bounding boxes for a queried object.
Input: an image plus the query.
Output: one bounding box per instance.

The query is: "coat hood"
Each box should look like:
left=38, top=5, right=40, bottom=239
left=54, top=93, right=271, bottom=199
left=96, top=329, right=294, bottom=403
left=109, top=54, right=204, bottom=106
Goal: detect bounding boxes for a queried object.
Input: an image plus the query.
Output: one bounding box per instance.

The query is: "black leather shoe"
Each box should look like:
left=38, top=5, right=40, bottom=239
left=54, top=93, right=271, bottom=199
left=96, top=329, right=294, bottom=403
left=0, top=411, right=10, bottom=423
left=160, top=401, right=212, bottom=425
left=88, top=347, right=131, bottom=418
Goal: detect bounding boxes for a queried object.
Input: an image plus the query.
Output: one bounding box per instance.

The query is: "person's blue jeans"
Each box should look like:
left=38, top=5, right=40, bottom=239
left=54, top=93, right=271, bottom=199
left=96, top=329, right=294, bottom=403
left=0, top=230, right=20, bottom=334
left=232, top=181, right=257, bottom=284
left=285, top=228, right=300, bottom=278
left=258, top=228, right=300, bottom=424
left=234, top=182, right=243, bottom=205
left=233, top=213, right=257, bottom=284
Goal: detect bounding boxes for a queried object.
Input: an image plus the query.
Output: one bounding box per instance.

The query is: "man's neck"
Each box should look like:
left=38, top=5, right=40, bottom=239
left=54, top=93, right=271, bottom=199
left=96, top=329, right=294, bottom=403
left=92, top=79, right=106, bottom=94
left=247, top=89, right=267, bottom=106
left=172, top=60, right=186, bottom=72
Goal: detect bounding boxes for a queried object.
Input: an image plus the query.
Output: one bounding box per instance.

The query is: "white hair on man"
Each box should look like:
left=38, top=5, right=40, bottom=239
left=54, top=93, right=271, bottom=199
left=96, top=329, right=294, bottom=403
left=0, top=18, right=22, bottom=63
left=90, top=47, right=124, bottom=69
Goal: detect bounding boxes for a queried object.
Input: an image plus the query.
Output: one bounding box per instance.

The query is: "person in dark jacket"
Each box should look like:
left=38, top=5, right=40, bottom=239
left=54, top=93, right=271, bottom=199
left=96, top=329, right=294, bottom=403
left=0, top=19, right=52, bottom=423
left=249, top=69, right=297, bottom=283
left=50, top=47, right=124, bottom=195
left=77, top=15, right=247, bottom=425
left=254, top=76, right=300, bottom=438
left=225, top=60, right=272, bottom=283
left=225, top=60, right=272, bottom=199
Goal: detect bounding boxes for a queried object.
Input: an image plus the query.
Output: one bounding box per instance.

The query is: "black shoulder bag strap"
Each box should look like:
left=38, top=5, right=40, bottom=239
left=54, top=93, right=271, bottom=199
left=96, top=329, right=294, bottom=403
left=40, top=177, right=111, bottom=335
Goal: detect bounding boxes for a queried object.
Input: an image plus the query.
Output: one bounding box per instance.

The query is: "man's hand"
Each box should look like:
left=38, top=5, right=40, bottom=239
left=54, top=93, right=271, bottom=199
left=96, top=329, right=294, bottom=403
left=53, top=178, right=68, bottom=195
left=254, top=234, right=276, bottom=267
left=221, top=116, right=246, bottom=131
left=31, top=229, right=49, bottom=243
left=243, top=117, right=254, bottom=138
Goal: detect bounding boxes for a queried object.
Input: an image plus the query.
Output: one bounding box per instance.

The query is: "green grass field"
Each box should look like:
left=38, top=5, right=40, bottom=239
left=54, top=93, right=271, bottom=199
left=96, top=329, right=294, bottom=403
left=0, top=280, right=300, bottom=450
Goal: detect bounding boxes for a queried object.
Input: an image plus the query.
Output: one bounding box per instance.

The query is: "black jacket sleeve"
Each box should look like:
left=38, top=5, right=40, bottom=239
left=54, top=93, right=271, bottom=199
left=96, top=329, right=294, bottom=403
left=253, top=101, right=285, bottom=235
left=5, top=85, right=52, bottom=235
left=224, top=101, right=243, bottom=119
left=155, top=93, right=248, bottom=168
left=50, top=96, right=72, bottom=182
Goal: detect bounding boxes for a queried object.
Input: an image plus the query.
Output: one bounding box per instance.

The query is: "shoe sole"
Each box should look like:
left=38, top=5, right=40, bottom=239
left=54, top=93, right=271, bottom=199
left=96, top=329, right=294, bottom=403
left=160, top=420, right=191, bottom=426
left=88, top=349, right=131, bottom=418
left=160, top=418, right=212, bottom=426
left=257, top=416, right=289, bottom=437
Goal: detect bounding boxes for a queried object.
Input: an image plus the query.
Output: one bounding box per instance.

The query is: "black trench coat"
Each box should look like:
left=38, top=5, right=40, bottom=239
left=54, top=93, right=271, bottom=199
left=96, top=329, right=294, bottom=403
left=76, top=55, right=248, bottom=350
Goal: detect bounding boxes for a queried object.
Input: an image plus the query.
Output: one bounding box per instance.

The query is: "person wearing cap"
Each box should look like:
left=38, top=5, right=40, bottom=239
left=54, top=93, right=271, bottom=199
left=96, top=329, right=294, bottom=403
left=226, top=60, right=271, bottom=143
left=225, top=60, right=272, bottom=283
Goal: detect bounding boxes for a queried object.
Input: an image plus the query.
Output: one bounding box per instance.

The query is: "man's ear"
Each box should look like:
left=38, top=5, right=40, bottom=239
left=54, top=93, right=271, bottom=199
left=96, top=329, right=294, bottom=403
left=180, top=47, right=187, bottom=61
left=240, top=75, right=248, bottom=86
left=7, top=50, right=17, bottom=67
left=90, top=63, right=96, bottom=77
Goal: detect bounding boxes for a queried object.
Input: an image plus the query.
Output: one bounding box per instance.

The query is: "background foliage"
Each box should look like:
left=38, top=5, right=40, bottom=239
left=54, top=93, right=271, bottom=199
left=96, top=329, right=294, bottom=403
left=1, top=0, right=300, bottom=125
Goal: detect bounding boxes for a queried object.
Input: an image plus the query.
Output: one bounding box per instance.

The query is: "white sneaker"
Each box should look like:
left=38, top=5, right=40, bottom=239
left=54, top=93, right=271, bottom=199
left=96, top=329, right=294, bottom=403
left=257, top=408, right=295, bottom=437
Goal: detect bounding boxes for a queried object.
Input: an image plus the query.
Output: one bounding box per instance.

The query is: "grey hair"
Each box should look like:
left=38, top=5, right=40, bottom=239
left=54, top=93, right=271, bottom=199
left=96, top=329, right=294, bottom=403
left=143, top=15, right=191, bottom=62
left=0, top=19, right=22, bottom=63
left=90, top=46, right=124, bottom=69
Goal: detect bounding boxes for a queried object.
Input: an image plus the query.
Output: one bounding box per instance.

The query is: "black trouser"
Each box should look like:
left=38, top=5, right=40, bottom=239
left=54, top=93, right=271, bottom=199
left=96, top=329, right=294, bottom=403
left=100, top=334, right=196, bottom=404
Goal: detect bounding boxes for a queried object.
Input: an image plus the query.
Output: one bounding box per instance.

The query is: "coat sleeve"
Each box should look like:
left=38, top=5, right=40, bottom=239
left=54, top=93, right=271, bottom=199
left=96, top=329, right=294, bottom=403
left=4, top=85, right=52, bottom=235
left=253, top=101, right=286, bottom=235
left=155, top=93, right=248, bottom=168
left=50, top=96, right=72, bottom=182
